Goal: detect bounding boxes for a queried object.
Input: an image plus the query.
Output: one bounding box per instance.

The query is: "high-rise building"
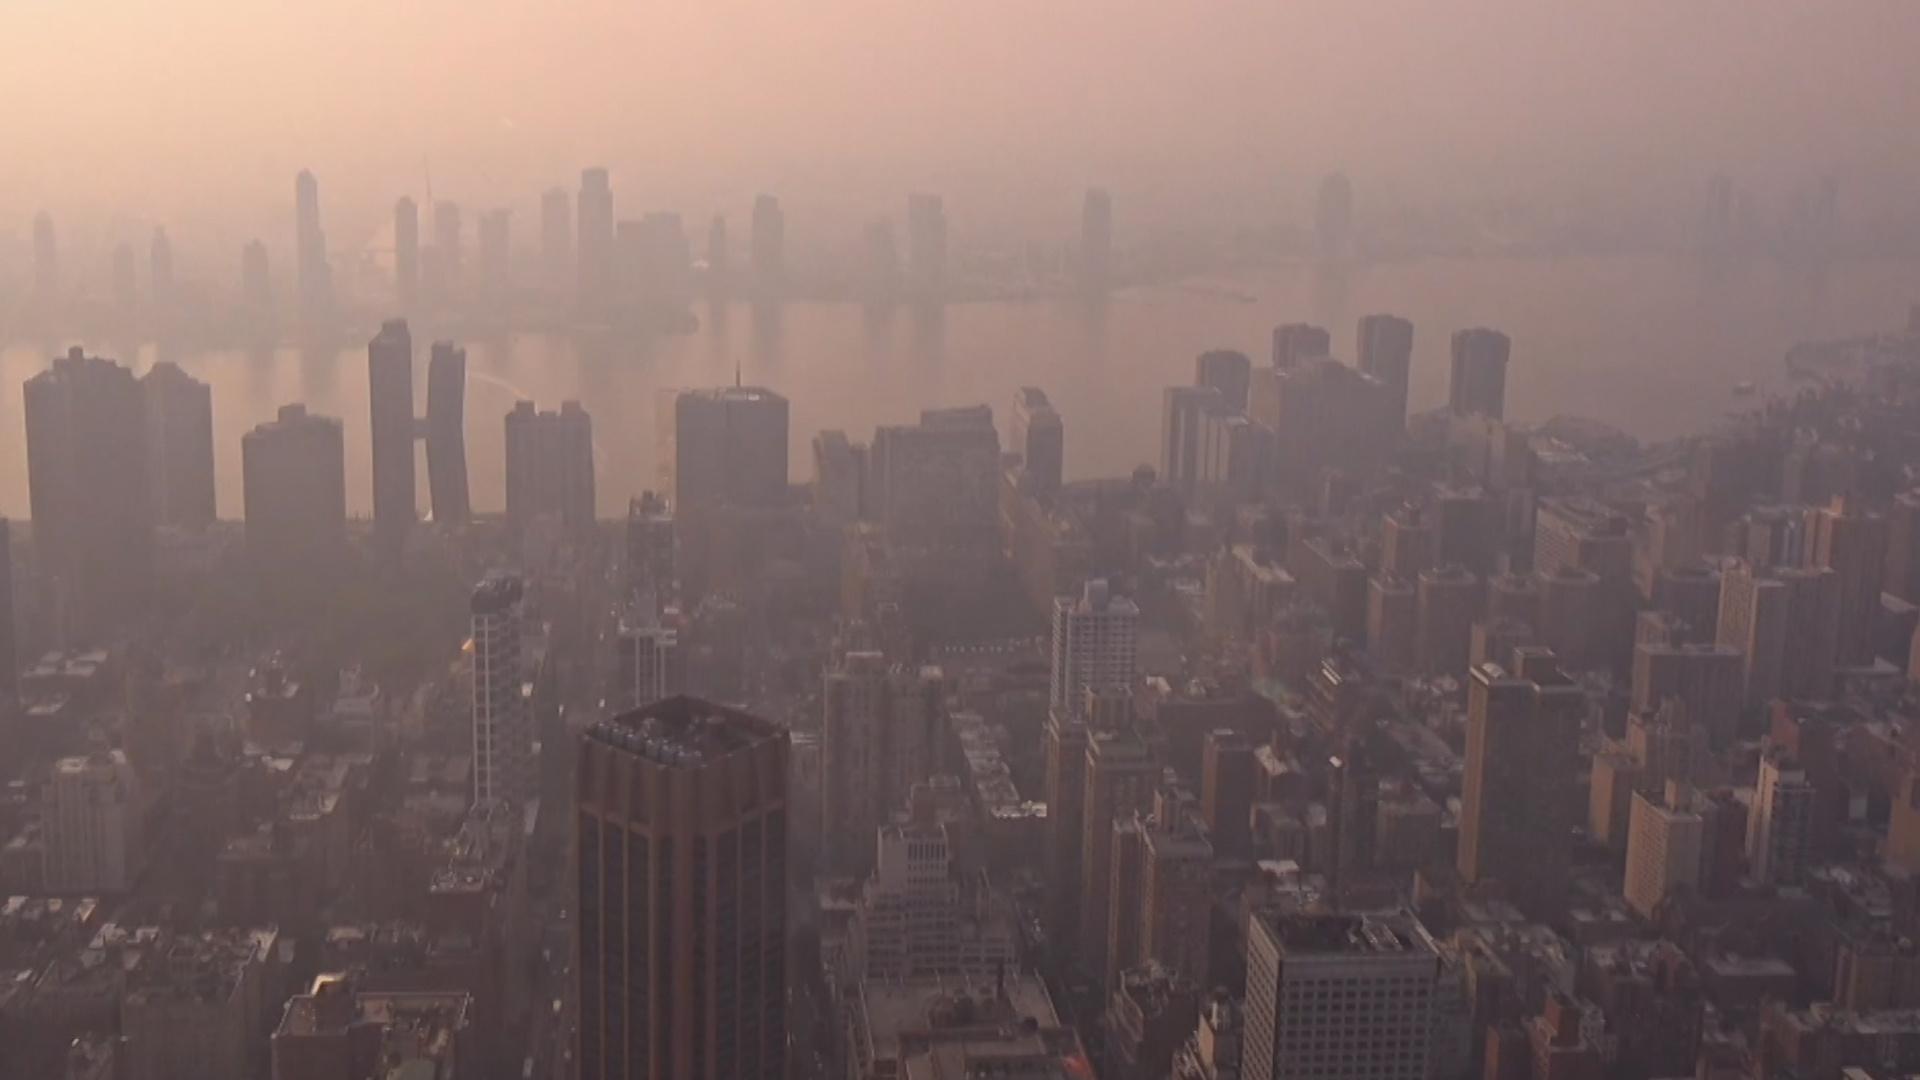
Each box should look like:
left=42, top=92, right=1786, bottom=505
left=0, top=519, right=14, bottom=706
left=1630, top=643, right=1745, bottom=745
left=577, top=167, right=616, bottom=317
left=294, top=170, right=332, bottom=329
left=1270, top=323, right=1331, bottom=369
left=1416, top=566, right=1483, bottom=675
left=613, top=613, right=683, bottom=713
left=140, top=361, right=217, bottom=529
left=1807, top=495, right=1888, bottom=667
left=1367, top=573, right=1418, bottom=671
left=573, top=697, right=788, bottom=1080
left=821, top=653, right=944, bottom=872
left=1010, top=387, right=1065, bottom=499
left=1356, top=314, right=1414, bottom=431
left=505, top=400, right=596, bottom=540
left=869, top=406, right=1001, bottom=550
left=1194, top=350, right=1252, bottom=413
left=541, top=187, right=572, bottom=287
left=906, top=192, right=947, bottom=301
left=1080, top=725, right=1158, bottom=978
left=1200, top=728, right=1257, bottom=856
left=1448, top=328, right=1511, bottom=419
left=850, top=816, right=1016, bottom=980
left=1457, top=649, right=1583, bottom=894
left=32, top=211, right=58, bottom=299
left=750, top=194, right=785, bottom=300
left=1081, top=187, right=1113, bottom=294
left=367, top=320, right=416, bottom=552
left=41, top=749, right=144, bottom=894
left=1624, top=783, right=1704, bottom=919
left=625, top=492, right=676, bottom=606
left=1327, top=744, right=1380, bottom=896
left=24, top=348, right=153, bottom=632
left=1314, top=172, right=1354, bottom=262
left=673, top=386, right=790, bottom=510
left=242, top=404, right=346, bottom=568
left=1051, top=579, right=1140, bottom=714
left=394, top=197, right=420, bottom=311
left=1162, top=385, right=1227, bottom=488
left=1746, top=750, right=1813, bottom=886
left=1142, top=809, right=1213, bottom=985
left=1716, top=560, right=1839, bottom=705
left=1243, top=912, right=1441, bottom=1080
left=424, top=342, right=471, bottom=527
left=1043, top=703, right=1091, bottom=961
left=471, top=572, right=530, bottom=809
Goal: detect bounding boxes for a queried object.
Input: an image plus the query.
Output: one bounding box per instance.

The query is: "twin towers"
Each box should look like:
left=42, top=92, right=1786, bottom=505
left=367, top=319, right=468, bottom=549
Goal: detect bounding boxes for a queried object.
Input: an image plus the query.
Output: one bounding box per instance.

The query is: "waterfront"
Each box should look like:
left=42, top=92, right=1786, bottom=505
left=2, top=254, right=1914, bottom=521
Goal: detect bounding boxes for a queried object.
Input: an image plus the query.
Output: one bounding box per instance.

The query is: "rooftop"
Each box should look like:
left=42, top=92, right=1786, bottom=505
left=1258, top=912, right=1429, bottom=957
left=587, top=695, right=784, bottom=767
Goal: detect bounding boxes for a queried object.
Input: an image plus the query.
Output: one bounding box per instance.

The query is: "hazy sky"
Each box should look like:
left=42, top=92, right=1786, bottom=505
left=4, top=0, right=1919, bottom=236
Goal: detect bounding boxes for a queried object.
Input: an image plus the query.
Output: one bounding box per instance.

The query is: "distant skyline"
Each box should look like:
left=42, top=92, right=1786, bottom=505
left=4, top=1, right=1920, bottom=237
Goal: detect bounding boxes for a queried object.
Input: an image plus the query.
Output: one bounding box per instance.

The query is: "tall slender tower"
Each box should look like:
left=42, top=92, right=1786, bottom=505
left=1356, top=314, right=1414, bottom=431
left=1448, top=328, right=1511, bottom=420
left=471, top=571, right=530, bottom=808
left=425, top=343, right=471, bottom=527
left=367, top=320, right=417, bottom=554
left=1457, top=648, right=1584, bottom=902
left=294, top=170, right=332, bottom=330
left=574, top=696, right=789, bottom=1080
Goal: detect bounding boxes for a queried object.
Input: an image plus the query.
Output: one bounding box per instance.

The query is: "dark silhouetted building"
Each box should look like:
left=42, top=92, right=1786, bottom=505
left=674, top=386, right=790, bottom=510
left=242, top=404, right=346, bottom=568
left=141, top=361, right=216, bottom=529
left=869, top=406, right=1001, bottom=551
left=1807, top=495, right=1888, bottom=667
left=1011, top=387, right=1064, bottom=499
left=1448, top=328, right=1510, bottom=419
left=367, top=320, right=416, bottom=552
left=1356, top=314, right=1414, bottom=431
left=424, top=342, right=470, bottom=527
left=1194, top=350, right=1252, bottom=413
left=1270, top=323, right=1330, bottom=369
left=1162, top=385, right=1227, bottom=489
left=574, top=696, right=789, bottom=1080
left=1458, top=648, right=1583, bottom=898
left=505, top=400, right=596, bottom=541
left=24, top=348, right=153, bottom=633
left=1244, top=912, right=1441, bottom=1080
left=295, top=170, right=332, bottom=329
left=625, top=492, right=676, bottom=606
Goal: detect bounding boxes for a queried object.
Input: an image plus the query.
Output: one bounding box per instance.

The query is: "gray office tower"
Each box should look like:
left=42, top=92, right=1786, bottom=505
left=367, top=320, right=417, bottom=552
left=140, top=361, right=217, bottom=529
left=1356, top=314, right=1414, bottom=431
left=425, top=342, right=471, bottom=526
left=674, top=387, right=791, bottom=510
left=1449, top=328, right=1511, bottom=420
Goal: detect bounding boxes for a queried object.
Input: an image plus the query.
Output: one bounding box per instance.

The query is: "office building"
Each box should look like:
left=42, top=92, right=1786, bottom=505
left=821, top=653, right=943, bottom=871
left=41, top=749, right=144, bottom=894
left=849, top=814, right=1018, bottom=980
left=1716, top=561, right=1839, bottom=705
left=1457, top=649, right=1584, bottom=892
left=394, top=197, right=420, bottom=311
left=1356, top=314, right=1414, bottom=431
left=366, top=320, right=417, bottom=551
left=1011, top=387, right=1064, bottom=499
left=24, top=348, right=153, bottom=632
left=1624, top=783, right=1704, bottom=919
left=1380, top=507, right=1434, bottom=579
left=470, top=572, right=530, bottom=809
left=1630, top=643, right=1744, bottom=745
left=1200, top=728, right=1257, bottom=856
left=1162, top=385, right=1227, bottom=488
left=0, top=519, right=13, bottom=705
left=625, top=492, right=676, bottom=606
left=424, top=342, right=471, bottom=527
left=1270, top=323, right=1331, bottom=369
left=1142, top=813, right=1213, bottom=985
left=1051, top=579, right=1140, bottom=714
left=750, top=194, right=784, bottom=299
left=1244, top=912, right=1441, bottom=1080
left=1448, top=328, right=1511, bottom=419
left=1416, top=566, right=1482, bottom=675
left=811, top=431, right=866, bottom=525
left=1807, top=495, right=1888, bottom=667
left=1327, top=744, right=1380, bottom=896
left=272, top=975, right=474, bottom=1080
left=541, top=187, right=572, bottom=286
left=1194, top=410, right=1277, bottom=501
left=868, top=405, right=1001, bottom=550
left=613, top=613, right=683, bottom=713
left=140, top=361, right=216, bottom=529
left=505, top=400, right=596, bottom=540
left=1368, top=574, right=1418, bottom=671
left=294, top=169, right=332, bottom=329
left=1080, top=725, right=1158, bottom=978
left=674, top=386, right=790, bottom=510
left=1082, top=187, right=1113, bottom=293
left=1747, top=750, right=1813, bottom=886
left=573, top=697, right=788, bottom=1080
left=1247, top=355, right=1399, bottom=490
left=1044, top=706, right=1091, bottom=959
left=242, top=405, right=346, bottom=567
left=1194, top=349, right=1252, bottom=412
left=577, top=167, right=616, bottom=316
left=906, top=192, right=947, bottom=301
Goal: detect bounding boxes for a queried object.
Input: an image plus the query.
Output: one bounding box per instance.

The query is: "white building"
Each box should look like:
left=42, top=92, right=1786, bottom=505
left=1050, top=579, right=1140, bottom=715
left=849, top=821, right=1017, bottom=981
left=1244, top=912, right=1441, bottom=1080
left=1747, top=750, right=1814, bottom=886
left=42, top=749, right=144, bottom=893
left=470, top=571, right=530, bottom=809
left=1624, top=783, right=1705, bottom=918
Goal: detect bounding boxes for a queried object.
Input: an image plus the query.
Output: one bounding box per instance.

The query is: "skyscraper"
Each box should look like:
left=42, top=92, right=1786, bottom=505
left=1270, top=323, right=1331, bottom=369
left=906, top=192, right=947, bottom=301
left=1624, top=783, right=1704, bottom=919
left=868, top=406, right=1002, bottom=551
left=241, top=404, right=346, bottom=567
left=41, top=750, right=145, bottom=894
left=366, top=321, right=417, bottom=552
left=24, top=348, right=153, bottom=633
left=1194, top=350, right=1252, bottom=413
left=750, top=194, right=785, bottom=300
left=1715, top=561, right=1839, bottom=705
left=394, top=197, right=420, bottom=312
left=1080, top=725, right=1158, bottom=979
left=140, top=361, right=217, bottom=529
left=471, top=571, right=530, bottom=808
left=1746, top=750, right=1813, bottom=886
left=624, top=492, right=676, bottom=606
left=1806, top=495, right=1888, bottom=668
left=577, top=167, right=616, bottom=317
left=673, top=386, right=790, bottom=510
left=505, top=400, right=596, bottom=539
left=1081, top=187, right=1113, bottom=294
left=1043, top=705, right=1092, bottom=963
left=541, top=187, right=572, bottom=287
left=821, top=652, right=943, bottom=872
left=1448, top=328, right=1511, bottom=419
left=1244, top=912, right=1441, bottom=1080
left=425, top=342, right=471, bottom=527
left=1010, top=387, right=1065, bottom=499
left=1356, top=314, right=1414, bottom=431
left=574, top=696, right=788, bottom=1080
left=1162, top=385, right=1227, bottom=489
left=1050, top=579, right=1140, bottom=714
left=294, top=170, right=332, bottom=330
left=1457, top=649, right=1583, bottom=895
